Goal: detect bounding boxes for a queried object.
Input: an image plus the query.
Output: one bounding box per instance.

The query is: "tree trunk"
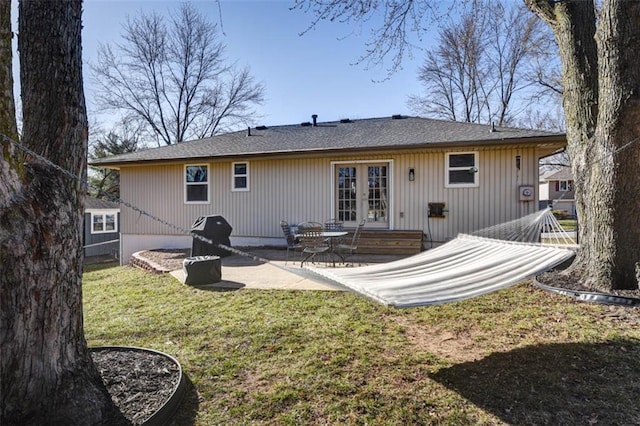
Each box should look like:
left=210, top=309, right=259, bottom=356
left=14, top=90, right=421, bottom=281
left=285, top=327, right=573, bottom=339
left=1, top=1, right=125, bottom=424
left=526, top=0, right=640, bottom=290
left=587, top=0, right=640, bottom=290
left=0, top=0, right=16, bottom=142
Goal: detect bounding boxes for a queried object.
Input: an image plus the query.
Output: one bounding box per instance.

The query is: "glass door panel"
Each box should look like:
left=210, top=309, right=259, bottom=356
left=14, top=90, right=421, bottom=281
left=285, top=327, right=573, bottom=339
left=366, top=165, right=388, bottom=227
left=336, top=166, right=358, bottom=224
left=335, top=163, right=389, bottom=228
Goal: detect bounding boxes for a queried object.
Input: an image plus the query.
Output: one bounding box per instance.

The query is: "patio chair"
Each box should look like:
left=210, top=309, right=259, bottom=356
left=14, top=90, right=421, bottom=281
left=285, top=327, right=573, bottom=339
left=336, top=219, right=366, bottom=265
left=297, top=221, right=323, bottom=233
left=280, top=220, right=301, bottom=265
left=299, top=228, right=330, bottom=267
left=324, top=219, right=344, bottom=231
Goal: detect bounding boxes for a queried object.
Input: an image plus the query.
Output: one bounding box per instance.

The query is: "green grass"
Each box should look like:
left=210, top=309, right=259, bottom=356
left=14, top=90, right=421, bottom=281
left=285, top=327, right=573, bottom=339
left=83, top=264, right=640, bottom=425
left=558, top=219, right=578, bottom=231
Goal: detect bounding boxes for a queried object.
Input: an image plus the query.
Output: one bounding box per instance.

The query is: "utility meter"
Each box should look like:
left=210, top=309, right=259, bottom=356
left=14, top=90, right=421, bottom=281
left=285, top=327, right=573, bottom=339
left=519, top=185, right=535, bottom=201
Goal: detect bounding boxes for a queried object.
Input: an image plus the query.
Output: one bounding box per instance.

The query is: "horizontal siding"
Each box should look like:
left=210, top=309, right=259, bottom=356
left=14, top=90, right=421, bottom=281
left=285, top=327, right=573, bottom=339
left=83, top=212, right=121, bottom=257
left=119, top=146, right=541, bottom=246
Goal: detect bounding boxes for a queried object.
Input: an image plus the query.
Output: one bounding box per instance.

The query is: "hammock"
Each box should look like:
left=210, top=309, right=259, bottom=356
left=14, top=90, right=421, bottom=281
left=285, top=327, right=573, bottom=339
left=304, top=209, right=577, bottom=308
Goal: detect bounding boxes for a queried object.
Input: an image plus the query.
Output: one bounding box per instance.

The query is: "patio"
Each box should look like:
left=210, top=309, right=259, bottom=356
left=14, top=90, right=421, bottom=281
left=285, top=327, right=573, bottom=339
left=131, top=247, right=409, bottom=291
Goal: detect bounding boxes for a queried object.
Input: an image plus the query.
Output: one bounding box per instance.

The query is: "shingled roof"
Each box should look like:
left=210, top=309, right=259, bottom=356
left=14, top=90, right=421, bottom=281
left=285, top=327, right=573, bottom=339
left=540, top=166, right=574, bottom=182
left=85, top=196, right=119, bottom=210
left=91, top=115, right=565, bottom=167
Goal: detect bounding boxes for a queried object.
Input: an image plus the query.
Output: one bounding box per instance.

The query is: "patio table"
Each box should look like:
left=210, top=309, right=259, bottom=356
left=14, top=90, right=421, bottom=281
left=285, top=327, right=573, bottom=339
left=297, top=230, right=347, bottom=267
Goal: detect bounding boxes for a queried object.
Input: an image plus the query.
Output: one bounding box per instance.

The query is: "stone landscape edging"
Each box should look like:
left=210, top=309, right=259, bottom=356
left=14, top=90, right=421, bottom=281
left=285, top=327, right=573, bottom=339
left=130, top=251, right=174, bottom=274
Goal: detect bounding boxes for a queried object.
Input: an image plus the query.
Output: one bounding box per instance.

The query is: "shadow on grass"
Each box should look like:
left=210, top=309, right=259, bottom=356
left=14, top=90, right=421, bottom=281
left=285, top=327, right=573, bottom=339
left=430, top=339, right=640, bottom=424
left=83, top=257, right=119, bottom=273
left=187, top=280, right=246, bottom=292
left=168, top=375, right=199, bottom=426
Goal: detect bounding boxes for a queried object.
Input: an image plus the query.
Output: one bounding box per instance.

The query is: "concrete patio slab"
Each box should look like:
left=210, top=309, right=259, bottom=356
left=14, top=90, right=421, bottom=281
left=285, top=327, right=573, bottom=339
left=168, top=249, right=407, bottom=291
left=170, top=261, right=342, bottom=291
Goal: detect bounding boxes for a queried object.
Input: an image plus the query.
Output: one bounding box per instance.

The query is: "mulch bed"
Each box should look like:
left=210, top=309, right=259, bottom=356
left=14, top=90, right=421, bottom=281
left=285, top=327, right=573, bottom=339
left=134, top=248, right=191, bottom=272
left=92, top=348, right=181, bottom=425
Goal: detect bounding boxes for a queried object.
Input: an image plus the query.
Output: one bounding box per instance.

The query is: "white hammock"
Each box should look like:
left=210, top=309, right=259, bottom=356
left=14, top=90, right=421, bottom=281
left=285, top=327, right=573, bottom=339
left=305, top=209, right=577, bottom=308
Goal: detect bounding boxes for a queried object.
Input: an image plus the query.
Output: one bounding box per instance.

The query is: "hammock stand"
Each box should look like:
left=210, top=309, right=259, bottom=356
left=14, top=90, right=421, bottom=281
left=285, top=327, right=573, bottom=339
left=304, top=208, right=578, bottom=308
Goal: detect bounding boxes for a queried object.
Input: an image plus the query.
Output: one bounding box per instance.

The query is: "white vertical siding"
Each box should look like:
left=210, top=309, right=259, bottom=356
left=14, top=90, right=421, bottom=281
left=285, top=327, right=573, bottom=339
left=218, top=158, right=333, bottom=237
left=391, top=147, right=539, bottom=241
left=120, top=159, right=336, bottom=240
left=119, top=146, right=542, bottom=249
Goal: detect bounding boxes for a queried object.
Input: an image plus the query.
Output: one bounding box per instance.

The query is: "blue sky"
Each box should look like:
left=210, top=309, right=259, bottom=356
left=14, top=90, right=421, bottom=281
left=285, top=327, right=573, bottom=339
left=80, top=0, right=440, bottom=128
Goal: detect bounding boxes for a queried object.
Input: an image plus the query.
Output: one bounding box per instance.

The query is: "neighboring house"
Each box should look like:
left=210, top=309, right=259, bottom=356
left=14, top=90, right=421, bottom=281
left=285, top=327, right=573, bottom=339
left=90, top=115, right=566, bottom=264
left=84, top=196, right=120, bottom=258
left=539, top=166, right=576, bottom=216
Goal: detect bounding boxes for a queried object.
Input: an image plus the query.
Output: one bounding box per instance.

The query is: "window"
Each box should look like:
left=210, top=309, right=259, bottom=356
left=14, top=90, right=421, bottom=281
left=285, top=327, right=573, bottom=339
left=445, top=152, right=479, bottom=187
left=185, top=164, right=209, bottom=203
left=232, top=162, right=249, bottom=191
left=91, top=212, right=118, bottom=234
left=558, top=180, right=573, bottom=191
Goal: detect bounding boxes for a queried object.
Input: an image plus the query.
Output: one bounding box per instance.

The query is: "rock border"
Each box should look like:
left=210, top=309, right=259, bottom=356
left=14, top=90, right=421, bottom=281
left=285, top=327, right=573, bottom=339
left=130, top=251, right=174, bottom=274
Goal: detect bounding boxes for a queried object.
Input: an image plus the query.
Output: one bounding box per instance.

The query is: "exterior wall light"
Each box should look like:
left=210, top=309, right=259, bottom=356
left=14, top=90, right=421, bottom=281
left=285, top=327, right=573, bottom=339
left=408, top=168, right=415, bottom=181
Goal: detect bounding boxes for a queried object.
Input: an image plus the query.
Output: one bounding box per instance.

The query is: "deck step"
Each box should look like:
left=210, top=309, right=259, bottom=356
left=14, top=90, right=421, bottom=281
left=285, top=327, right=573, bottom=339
left=346, top=229, right=424, bottom=255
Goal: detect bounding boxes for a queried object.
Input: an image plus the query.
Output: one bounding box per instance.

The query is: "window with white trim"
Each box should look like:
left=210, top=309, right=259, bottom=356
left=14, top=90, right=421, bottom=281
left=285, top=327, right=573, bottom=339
left=559, top=180, right=570, bottom=191
left=185, top=164, right=209, bottom=203
left=232, top=162, right=249, bottom=191
left=445, top=152, right=479, bottom=187
left=91, top=211, right=118, bottom=234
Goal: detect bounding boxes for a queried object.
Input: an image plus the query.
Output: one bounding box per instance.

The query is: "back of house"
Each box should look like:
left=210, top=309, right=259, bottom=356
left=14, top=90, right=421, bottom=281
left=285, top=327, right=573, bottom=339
left=90, top=115, right=566, bottom=265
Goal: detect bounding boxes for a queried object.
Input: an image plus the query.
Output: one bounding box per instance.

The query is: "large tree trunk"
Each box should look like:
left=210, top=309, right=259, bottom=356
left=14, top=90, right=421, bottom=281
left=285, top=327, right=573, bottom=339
left=1, top=1, right=124, bottom=424
left=526, top=0, right=640, bottom=290
left=0, top=0, right=15, bottom=142
left=588, top=0, right=640, bottom=290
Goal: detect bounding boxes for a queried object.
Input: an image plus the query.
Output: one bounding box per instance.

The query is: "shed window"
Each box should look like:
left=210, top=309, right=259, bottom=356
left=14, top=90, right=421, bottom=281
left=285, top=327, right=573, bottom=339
left=91, top=212, right=118, bottom=234
left=232, top=162, right=249, bottom=191
left=185, top=164, right=209, bottom=203
left=445, top=152, right=479, bottom=187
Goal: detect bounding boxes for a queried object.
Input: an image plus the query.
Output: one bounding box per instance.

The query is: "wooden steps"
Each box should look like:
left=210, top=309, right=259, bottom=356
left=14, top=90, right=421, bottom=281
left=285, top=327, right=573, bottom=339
left=348, top=229, right=424, bottom=255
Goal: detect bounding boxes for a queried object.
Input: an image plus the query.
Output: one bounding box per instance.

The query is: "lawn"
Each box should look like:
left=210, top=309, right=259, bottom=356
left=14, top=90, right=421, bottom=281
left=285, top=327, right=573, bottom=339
left=558, top=219, right=578, bottom=231
left=83, top=264, right=640, bottom=425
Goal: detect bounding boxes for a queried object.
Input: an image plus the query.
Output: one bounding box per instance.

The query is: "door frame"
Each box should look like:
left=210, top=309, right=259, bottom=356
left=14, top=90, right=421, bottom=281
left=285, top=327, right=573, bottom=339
left=330, top=160, right=394, bottom=229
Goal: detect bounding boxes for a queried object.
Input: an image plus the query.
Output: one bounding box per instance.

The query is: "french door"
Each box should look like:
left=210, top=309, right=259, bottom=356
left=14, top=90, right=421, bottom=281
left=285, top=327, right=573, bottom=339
left=335, top=162, right=390, bottom=228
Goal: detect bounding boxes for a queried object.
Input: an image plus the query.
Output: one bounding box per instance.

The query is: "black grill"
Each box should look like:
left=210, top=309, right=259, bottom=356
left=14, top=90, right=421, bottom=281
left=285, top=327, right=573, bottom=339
left=190, top=215, right=233, bottom=257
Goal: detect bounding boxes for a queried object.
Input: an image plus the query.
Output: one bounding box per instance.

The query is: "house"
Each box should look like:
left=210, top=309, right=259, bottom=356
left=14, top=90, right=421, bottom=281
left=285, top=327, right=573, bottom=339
left=90, top=115, right=566, bottom=264
left=84, top=196, right=120, bottom=259
left=539, top=166, right=576, bottom=216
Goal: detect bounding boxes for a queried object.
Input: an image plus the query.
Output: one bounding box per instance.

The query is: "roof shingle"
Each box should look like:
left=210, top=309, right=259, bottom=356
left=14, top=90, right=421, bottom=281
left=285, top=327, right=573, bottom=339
left=85, top=196, right=119, bottom=210
left=91, top=116, right=565, bottom=166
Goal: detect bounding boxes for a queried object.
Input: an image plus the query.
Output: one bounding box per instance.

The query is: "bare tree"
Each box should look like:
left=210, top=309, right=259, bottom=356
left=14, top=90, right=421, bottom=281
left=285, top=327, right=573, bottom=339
left=297, top=0, right=640, bottom=291
left=92, top=2, right=264, bottom=145
left=89, top=119, right=141, bottom=200
left=408, top=1, right=557, bottom=127
left=1, top=1, right=126, bottom=423
left=514, top=107, right=565, bottom=132
left=526, top=21, right=563, bottom=99
left=407, top=9, right=490, bottom=123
